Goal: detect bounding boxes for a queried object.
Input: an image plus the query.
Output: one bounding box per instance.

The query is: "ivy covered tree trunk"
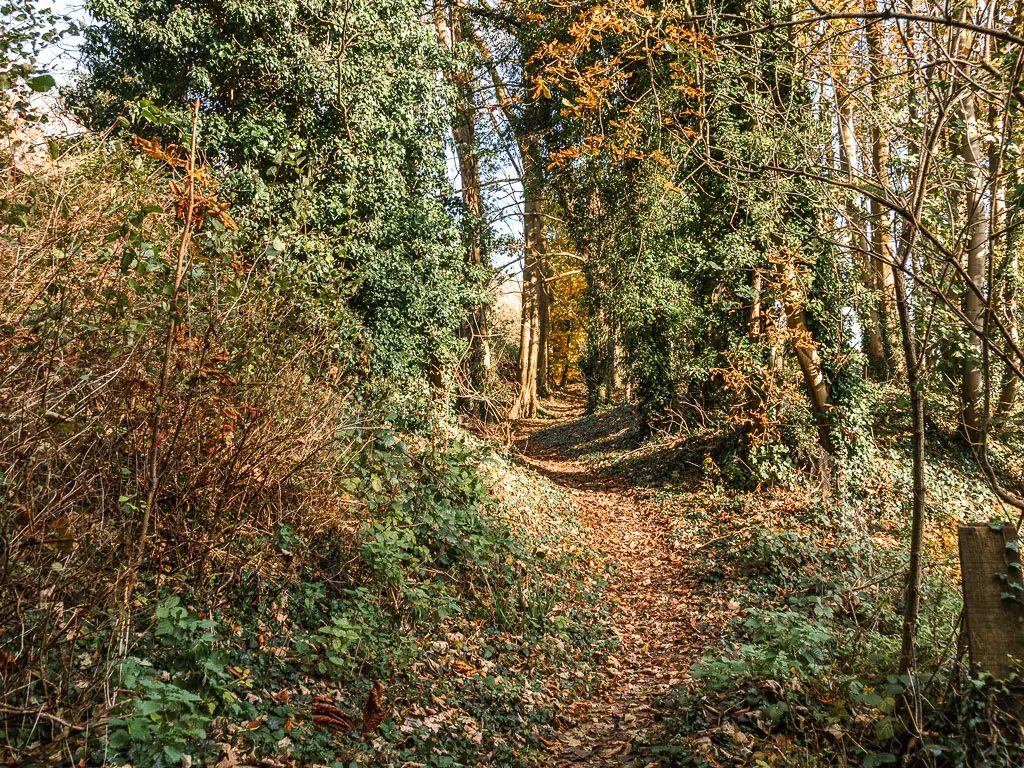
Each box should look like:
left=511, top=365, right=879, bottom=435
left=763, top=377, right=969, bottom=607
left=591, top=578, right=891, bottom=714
left=995, top=143, right=1017, bottom=419
left=782, top=257, right=833, bottom=453
left=603, top=320, right=616, bottom=404
left=998, top=226, right=1020, bottom=417
left=993, top=6, right=1021, bottom=421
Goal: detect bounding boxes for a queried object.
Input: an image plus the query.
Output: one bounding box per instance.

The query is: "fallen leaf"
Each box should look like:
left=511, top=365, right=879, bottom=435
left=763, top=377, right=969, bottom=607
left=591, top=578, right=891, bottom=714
left=361, top=680, right=388, bottom=733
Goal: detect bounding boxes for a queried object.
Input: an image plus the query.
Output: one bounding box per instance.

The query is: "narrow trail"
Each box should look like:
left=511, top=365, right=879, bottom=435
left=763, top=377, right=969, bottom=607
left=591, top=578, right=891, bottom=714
left=511, top=393, right=708, bottom=767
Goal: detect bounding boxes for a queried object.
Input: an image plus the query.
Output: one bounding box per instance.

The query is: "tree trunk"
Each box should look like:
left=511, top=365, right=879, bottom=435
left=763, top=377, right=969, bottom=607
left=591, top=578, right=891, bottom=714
left=537, top=264, right=550, bottom=397
left=865, top=3, right=900, bottom=378
left=997, top=0, right=1024, bottom=419
left=603, top=319, right=616, bottom=404
left=786, top=309, right=833, bottom=451
left=435, top=0, right=491, bottom=412
left=781, top=256, right=832, bottom=451
left=894, top=255, right=927, bottom=733
left=509, top=139, right=543, bottom=420
left=890, top=52, right=938, bottom=734
left=998, top=325, right=1020, bottom=416
left=997, top=245, right=1019, bottom=416
left=959, top=62, right=988, bottom=443
left=510, top=266, right=540, bottom=420
left=996, top=146, right=1019, bottom=419
left=835, top=80, right=884, bottom=374
left=473, top=25, right=548, bottom=420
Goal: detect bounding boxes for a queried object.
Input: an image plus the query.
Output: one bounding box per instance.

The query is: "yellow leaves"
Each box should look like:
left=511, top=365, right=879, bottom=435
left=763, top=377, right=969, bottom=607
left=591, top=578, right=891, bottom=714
left=548, top=237, right=588, bottom=383
left=133, top=135, right=185, bottom=167
left=668, top=61, right=692, bottom=82
left=532, top=0, right=711, bottom=170
left=548, top=134, right=607, bottom=168
left=199, top=195, right=238, bottom=232
left=531, top=76, right=553, bottom=101
left=225, top=665, right=253, bottom=683
left=134, top=135, right=238, bottom=232
left=661, top=176, right=684, bottom=195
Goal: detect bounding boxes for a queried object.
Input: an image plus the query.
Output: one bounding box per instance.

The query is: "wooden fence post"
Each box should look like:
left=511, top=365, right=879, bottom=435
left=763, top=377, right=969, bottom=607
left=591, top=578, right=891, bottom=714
left=958, top=522, right=1024, bottom=679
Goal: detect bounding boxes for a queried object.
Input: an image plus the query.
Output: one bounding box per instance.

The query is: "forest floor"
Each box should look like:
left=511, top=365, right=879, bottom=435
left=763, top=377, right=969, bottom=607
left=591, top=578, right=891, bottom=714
left=501, top=387, right=990, bottom=768
left=509, top=390, right=731, bottom=767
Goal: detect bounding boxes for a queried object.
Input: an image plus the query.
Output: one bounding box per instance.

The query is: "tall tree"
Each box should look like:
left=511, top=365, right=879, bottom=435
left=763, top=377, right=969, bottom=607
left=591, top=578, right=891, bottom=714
left=863, top=0, right=900, bottom=379
left=957, top=9, right=990, bottom=443
left=435, top=0, right=493, bottom=411
left=510, top=133, right=546, bottom=419
left=470, top=15, right=552, bottom=419
left=75, top=0, right=474, bottom=384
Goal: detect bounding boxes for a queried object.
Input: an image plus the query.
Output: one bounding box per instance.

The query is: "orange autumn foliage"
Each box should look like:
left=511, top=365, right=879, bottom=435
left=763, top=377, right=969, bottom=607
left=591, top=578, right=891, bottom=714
left=530, top=0, right=711, bottom=168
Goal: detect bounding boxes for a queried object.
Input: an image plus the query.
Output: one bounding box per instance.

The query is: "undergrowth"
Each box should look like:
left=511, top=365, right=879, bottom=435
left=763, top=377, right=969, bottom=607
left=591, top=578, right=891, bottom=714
left=539, top=391, right=1024, bottom=768
left=0, top=131, right=610, bottom=767
left=637, top=430, right=1023, bottom=767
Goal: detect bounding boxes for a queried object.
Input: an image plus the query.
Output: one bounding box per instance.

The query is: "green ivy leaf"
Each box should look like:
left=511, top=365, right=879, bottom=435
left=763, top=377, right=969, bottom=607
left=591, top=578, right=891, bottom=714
left=27, top=74, right=56, bottom=92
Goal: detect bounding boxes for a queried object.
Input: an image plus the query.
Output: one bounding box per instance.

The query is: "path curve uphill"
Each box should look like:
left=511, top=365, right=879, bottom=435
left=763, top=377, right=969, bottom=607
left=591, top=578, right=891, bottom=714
left=512, top=394, right=707, bottom=767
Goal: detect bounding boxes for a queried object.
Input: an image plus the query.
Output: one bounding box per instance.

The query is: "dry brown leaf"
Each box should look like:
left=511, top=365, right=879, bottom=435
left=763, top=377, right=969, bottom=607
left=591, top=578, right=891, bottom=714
left=312, top=695, right=355, bottom=732
left=361, top=680, right=388, bottom=733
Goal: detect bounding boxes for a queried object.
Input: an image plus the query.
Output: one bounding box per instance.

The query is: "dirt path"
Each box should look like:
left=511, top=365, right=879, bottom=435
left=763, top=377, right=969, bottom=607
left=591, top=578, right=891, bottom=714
left=512, top=395, right=706, bottom=767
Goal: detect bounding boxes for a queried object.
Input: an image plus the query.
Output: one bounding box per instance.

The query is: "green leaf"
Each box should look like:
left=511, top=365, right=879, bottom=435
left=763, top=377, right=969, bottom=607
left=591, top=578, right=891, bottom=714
left=163, top=743, right=185, bottom=763
left=27, top=74, right=56, bottom=92
left=141, top=699, right=162, bottom=716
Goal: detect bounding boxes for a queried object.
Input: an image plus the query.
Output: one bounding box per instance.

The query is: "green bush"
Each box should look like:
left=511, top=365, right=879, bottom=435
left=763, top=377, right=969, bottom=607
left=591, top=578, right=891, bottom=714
left=108, top=598, right=243, bottom=766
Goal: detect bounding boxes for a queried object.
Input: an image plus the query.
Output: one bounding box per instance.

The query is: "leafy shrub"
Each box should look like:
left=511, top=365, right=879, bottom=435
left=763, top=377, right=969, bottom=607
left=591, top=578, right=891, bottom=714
left=692, top=608, right=835, bottom=688
left=647, top=457, right=989, bottom=767
left=108, top=598, right=243, bottom=766
left=0, top=134, right=368, bottom=743
left=0, top=120, right=608, bottom=766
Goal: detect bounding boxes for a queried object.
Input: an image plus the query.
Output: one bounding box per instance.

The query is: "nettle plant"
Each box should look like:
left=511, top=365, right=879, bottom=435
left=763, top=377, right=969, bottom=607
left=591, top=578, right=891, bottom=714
left=108, top=597, right=243, bottom=767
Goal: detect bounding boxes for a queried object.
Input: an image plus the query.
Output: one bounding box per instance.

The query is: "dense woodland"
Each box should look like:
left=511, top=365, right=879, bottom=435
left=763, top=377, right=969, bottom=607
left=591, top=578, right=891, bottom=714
left=4, top=0, right=1024, bottom=765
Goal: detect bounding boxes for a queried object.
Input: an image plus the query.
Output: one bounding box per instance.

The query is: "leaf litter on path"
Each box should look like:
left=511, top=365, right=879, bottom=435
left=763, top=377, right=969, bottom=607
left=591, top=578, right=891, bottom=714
left=507, top=392, right=731, bottom=767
